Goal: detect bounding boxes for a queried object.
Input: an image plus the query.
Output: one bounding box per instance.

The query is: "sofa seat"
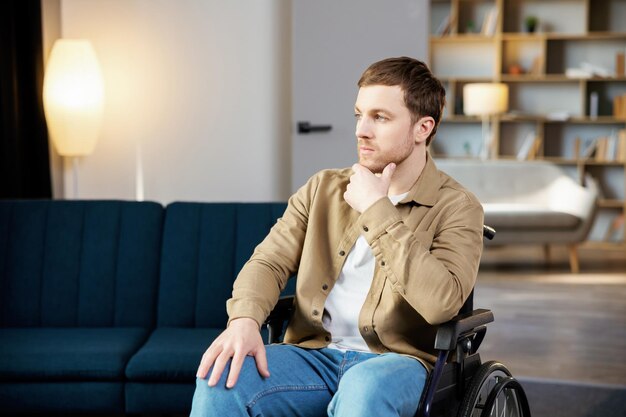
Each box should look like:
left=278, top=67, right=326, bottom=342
left=0, top=327, right=149, bottom=381
left=484, top=204, right=581, bottom=229
left=126, top=327, right=221, bottom=382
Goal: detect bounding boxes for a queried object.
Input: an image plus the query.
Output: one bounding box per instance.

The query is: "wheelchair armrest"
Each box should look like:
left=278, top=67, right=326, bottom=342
left=434, top=308, right=494, bottom=351
left=265, top=295, right=295, bottom=324
left=264, top=295, right=295, bottom=343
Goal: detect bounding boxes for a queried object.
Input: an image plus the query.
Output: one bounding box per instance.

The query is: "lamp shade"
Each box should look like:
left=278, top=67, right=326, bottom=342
left=463, top=83, right=508, bottom=116
left=43, top=39, right=104, bottom=157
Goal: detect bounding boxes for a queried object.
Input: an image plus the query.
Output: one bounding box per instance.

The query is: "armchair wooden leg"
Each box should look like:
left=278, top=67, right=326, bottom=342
left=543, top=244, right=551, bottom=264
left=568, top=244, right=580, bottom=273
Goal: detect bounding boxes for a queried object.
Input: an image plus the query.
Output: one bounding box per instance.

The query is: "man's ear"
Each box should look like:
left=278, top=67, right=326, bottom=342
left=413, top=116, right=435, bottom=144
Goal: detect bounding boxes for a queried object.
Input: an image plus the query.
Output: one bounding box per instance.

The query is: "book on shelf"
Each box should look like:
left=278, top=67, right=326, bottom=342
left=613, top=94, right=626, bottom=120
left=593, top=130, right=626, bottom=163
left=595, top=136, right=609, bottom=162
left=581, top=138, right=598, bottom=159
left=481, top=7, right=499, bottom=36
left=435, top=15, right=451, bottom=36
left=604, top=214, right=624, bottom=243
left=516, top=131, right=540, bottom=161
left=618, top=129, right=626, bottom=163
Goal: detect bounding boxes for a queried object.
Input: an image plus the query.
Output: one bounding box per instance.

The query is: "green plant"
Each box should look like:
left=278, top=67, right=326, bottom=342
left=524, top=15, right=538, bottom=32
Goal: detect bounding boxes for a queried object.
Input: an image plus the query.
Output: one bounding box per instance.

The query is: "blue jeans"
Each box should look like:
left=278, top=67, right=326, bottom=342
left=190, top=344, right=427, bottom=417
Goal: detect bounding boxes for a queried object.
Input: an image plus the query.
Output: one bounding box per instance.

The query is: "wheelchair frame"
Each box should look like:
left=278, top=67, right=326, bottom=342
left=264, top=225, right=531, bottom=417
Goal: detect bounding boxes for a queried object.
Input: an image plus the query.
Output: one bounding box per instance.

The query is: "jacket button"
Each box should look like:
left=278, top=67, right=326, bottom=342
left=381, top=260, right=386, bottom=266
left=313, top=309, right=319, bottom=316
left=322, top=284, right=328, bottom=291
left=363, top=326, right=369, bottom=332
left=363, top=226, right=369, bottom=232
left=339, top=250, right=346, bottom=256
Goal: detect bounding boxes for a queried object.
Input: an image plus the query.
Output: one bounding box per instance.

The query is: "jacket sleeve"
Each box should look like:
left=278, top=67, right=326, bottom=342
left=357, top=194, right=484, bottom=325
left=225, top=174, right=320, bottom=327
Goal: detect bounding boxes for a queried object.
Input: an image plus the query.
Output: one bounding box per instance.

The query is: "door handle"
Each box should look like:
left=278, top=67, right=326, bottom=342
left=298, top=121, right=332, bottom=134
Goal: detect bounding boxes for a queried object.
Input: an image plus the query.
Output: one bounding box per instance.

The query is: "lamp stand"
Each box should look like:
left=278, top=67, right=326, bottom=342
left=71, top=156, right=79, bottom=199
left=135, top=142, right=144, bottom=201
left=480, top=115, right=491, bottom=160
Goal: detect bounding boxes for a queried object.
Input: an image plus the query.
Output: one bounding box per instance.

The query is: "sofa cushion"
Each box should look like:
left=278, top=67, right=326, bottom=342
left=126, top=327, right=271, bottom=382
left=0, top=328, right=149, bottom=381
left=0, top=200, right=163, bottom=327
left=125, top=327, right=222, bottom=382
left=484, top=204, right=581, bottom=229
left=0, top=382, right=125, bottom=413
left=157, top=203, right=292, bottom=328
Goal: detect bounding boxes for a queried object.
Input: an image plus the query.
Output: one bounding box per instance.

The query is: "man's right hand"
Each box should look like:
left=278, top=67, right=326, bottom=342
left=196, top=317, right=270, bottom=388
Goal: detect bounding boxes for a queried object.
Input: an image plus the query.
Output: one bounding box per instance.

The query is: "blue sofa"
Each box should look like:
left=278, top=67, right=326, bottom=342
left=0, top=200, right=292, bottom=414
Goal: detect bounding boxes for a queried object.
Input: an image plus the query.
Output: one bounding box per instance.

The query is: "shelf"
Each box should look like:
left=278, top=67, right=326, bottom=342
left=540, top=157, right=580, bottom=165
left=580, top=241, right=626, bottom=250
left=501, top=32, right=626, bottom=40
left=583, top=160, right=626, bottom=166
left=500, top=114, right=626, bottom=124
left=501, top=76, right=626, bottom=82
left=438, top=76, right=496, bottom=82
left=429, top=0, right=626, bottom=253
left=500, top=75, right=585, bottom=82
left=598, top=199, right=625, bottom=208
left=442, top=115, right=483, bottom=122
left=430, top=35, right=497, bottom=43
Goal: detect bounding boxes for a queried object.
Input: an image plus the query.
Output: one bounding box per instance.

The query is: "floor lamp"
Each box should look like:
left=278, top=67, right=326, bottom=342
left=43, top=39, right=104, bottom=199
left=463, top=83, right=508, bottom=160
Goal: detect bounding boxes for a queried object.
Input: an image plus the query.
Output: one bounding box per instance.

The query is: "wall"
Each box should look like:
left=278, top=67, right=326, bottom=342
left=49, top=0, right=292, bottom=203
left=291, top=0, right=429, bottom=190
left=45, top=0, right=430, bottom=203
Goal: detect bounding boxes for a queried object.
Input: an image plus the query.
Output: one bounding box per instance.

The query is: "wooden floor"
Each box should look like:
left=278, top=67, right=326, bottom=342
left=474, top=245, right=626, bottom=387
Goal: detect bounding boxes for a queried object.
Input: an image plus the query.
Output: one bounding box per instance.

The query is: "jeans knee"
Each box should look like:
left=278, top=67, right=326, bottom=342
left=190, top=377, right=246, bottom=417
left=328, top=356, right=426, bottom=417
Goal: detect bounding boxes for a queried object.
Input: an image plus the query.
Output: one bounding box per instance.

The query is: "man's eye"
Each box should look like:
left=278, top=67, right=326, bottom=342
left=354, top=113, right=362, bottom=120
left=375, top=114, right=387, bottom=121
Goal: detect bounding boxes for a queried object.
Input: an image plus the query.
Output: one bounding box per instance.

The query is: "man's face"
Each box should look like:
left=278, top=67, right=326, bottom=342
left=354, top=85, right=415, bottom=174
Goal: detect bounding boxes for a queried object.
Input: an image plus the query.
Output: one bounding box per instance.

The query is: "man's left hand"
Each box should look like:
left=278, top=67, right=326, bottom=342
left=344, top=163, right=396, bottom=213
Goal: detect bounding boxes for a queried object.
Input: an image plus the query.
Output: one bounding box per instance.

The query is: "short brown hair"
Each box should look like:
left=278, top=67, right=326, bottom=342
left=358, top=57, right=446, bottom=146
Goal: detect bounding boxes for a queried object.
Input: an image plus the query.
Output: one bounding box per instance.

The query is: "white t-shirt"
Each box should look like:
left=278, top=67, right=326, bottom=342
left=322, top=192, right=408, bottom=351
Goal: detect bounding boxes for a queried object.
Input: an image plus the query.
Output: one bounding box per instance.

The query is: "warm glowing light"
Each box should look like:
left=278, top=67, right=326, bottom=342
left=463, top=83, right=509, bottom=116
left=43, top=39, right=104, bottom=156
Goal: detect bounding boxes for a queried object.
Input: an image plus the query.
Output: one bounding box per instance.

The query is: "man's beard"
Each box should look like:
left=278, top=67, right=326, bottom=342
left=358, top=131, right=414, bottom=174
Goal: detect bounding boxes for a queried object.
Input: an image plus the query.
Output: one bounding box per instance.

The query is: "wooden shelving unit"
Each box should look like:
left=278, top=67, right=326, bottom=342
left=429, top=0, right=626, bottom=249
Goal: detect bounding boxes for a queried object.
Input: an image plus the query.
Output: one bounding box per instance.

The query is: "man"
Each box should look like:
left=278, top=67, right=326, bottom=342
left=191, top=57, right=484, bottom=417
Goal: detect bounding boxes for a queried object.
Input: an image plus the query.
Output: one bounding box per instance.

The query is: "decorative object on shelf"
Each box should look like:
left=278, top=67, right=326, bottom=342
left=524, top=15, right=538, bottom=33
left=463, top=83, right=509, bottom=160
left=465, top=20, right=476, bottom=34
left=590, top=92, right=599, bottom=120
left=508, top=63, right=524, bottom=75
left=43, top=39, right=104, bottom=199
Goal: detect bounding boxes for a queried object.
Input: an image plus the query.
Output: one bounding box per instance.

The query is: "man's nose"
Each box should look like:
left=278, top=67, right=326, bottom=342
left=356, top=118, right=372, bottom=138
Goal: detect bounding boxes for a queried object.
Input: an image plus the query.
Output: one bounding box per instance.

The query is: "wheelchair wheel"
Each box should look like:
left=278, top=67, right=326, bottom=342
left=458, top=361, right=531, bottom=417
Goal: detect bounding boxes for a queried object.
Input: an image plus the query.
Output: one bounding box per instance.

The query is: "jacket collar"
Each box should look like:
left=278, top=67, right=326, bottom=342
left=401, top=153, right=440, bottom=207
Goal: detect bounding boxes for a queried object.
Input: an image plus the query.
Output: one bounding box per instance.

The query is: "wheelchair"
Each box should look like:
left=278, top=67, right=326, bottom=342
left=265, top=225, right=531, bottom=417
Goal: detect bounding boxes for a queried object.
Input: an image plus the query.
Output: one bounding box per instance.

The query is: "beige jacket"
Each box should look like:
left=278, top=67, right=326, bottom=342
left=226, top=155, right=484, bottom=367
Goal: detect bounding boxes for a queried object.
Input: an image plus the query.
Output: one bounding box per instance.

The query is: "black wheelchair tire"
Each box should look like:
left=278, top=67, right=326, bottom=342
left=457, top=360, right=529, bottom=417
